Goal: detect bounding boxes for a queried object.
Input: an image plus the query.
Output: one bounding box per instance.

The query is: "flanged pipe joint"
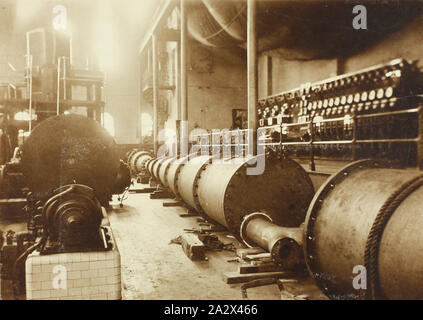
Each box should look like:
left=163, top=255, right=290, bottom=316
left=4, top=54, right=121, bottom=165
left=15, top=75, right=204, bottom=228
left=240, top=212, right=304, bottom=270
left=195, top=155, right=314, bottom=236
left=127, top=150, right=153, bottom=183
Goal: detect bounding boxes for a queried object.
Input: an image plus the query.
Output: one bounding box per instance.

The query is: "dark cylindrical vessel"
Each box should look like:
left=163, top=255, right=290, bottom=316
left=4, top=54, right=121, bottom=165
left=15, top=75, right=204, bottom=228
left=112, top=160, right=131, bottom=195
left=21, top=114, right=119, bottom=202
left=304, top=159, right=423, bottom=300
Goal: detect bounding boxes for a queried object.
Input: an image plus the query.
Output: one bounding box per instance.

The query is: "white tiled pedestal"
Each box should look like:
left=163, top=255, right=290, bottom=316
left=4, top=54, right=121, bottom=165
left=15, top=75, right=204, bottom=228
left=25, top=226, right=121, bottom=300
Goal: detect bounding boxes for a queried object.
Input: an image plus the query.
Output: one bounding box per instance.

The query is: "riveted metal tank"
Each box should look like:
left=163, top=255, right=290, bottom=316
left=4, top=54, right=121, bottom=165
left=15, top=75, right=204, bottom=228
left=304, top=159, right=423, bottom=300
left=196, top=155, right=314, bottom=237
left=158, top=157, right=176, bottom=188
left=177, top=155, right=214, bottom=212
left=166, top=156, right=189, bottom=198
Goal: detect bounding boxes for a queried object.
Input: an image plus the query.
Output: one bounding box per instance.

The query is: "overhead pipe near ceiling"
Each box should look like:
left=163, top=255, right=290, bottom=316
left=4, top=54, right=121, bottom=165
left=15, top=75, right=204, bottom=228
left=186, top=1, right=421, bottom=60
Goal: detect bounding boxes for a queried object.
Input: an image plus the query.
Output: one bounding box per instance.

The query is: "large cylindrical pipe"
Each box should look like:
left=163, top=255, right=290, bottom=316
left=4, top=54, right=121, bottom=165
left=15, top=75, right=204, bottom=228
left=196, top=155, right=314, bottom=237
left=147, top=158, right=157, bottom=177
left=126, top=149, right=138, bottom=164
left=152, top=157, right=169, bottom=182
left=304, top=159, right=423, bottom=300
left=146, top=158, right=153, bottom=173
left=158, top=157, right=176, bottom=188
left=240, top=212, right=303, bottom=270
left=166, top=155, right=189, bottom=198
left=128, top=151, right=152, bottom=174
left=147, top=158, right=162, bottom=185
left=149, top=158, right=164, bottom=181
left=177, top=155, right=213, bottom=212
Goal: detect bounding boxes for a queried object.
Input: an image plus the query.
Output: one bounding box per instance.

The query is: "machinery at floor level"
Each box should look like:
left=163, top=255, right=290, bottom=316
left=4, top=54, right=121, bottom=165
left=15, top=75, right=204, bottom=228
left=1, top=183, right=114, bottom=296
left=0, top=114, right=129, bottom=297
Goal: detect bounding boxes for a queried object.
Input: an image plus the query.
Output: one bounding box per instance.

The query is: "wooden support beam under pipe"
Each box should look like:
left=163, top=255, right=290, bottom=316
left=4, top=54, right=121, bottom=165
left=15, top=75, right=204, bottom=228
left=152, top=35, right=159, bottom=156
left=247, top=0, right=258, bottom=156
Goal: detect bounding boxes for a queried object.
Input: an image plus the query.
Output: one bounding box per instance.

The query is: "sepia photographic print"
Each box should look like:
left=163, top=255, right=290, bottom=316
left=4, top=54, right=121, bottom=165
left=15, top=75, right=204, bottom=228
left=0, top=0, right=423, bottom=313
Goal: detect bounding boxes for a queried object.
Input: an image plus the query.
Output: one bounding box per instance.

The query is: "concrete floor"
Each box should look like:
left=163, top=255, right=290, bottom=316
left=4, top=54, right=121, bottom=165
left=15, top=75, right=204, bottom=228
left=107, top=184, right=327, bottom=300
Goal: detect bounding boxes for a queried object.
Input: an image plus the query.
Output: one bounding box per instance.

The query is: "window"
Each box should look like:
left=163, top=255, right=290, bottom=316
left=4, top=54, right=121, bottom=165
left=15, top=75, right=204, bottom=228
left=14, top=111, right=36, bottom=121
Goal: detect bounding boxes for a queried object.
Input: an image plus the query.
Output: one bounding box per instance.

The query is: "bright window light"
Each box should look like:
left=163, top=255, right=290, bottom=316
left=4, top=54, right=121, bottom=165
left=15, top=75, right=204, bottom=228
left=103, top=112, right=115, bottom=137
left=14, top=111, right=36, bottom=121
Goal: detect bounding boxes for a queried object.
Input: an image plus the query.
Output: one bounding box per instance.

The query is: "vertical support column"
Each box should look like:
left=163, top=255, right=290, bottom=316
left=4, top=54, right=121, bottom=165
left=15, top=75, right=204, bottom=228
left=28, top=55, right=33, bottom=132
left=95, top=85, right=102, bottom=123
left=180, top=0, right=189, bottom=157
left=176, top=41, right=182, bottom=156
left=56, top=57, right=61, bottom=115
left=417, top=106, right=423, bottom=170
left=267, top=56, right=272, bottom=97
left=247, top=0, right=258, bottom=156
left=87, top=84, right=94, bottom=119
left=138, top=58, right=143, bottom=140
left=352, top=112, right=358, bottom=161
left=309, top=121, right=315, bottom=171
left=152, top=35, right=159, bottom=156
left=176, top=41, right=182, bottom=122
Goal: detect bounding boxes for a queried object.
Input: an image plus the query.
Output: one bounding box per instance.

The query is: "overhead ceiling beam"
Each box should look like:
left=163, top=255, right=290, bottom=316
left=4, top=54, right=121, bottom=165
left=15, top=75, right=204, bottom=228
left=247, top=0, right=258, bottom=156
